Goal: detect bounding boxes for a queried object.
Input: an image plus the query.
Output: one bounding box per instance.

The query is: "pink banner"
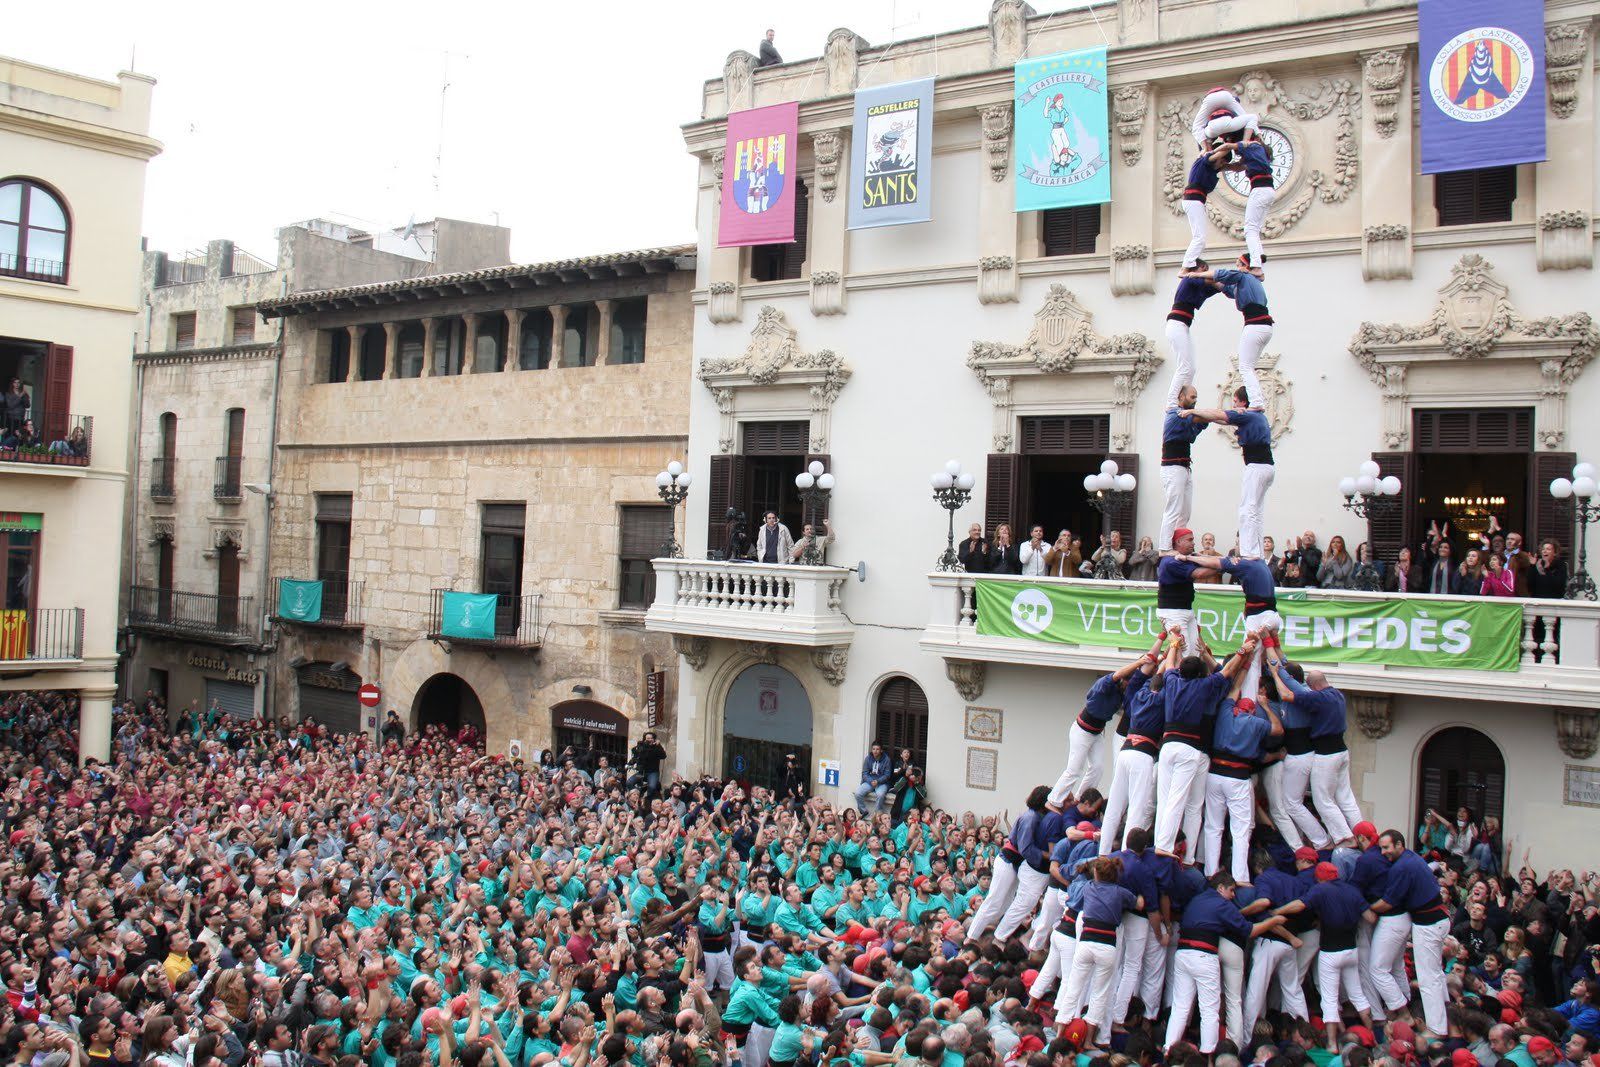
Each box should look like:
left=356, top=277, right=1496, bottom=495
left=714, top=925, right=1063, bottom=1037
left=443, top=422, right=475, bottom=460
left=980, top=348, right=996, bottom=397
left=718, top=102, right=799, bottom=247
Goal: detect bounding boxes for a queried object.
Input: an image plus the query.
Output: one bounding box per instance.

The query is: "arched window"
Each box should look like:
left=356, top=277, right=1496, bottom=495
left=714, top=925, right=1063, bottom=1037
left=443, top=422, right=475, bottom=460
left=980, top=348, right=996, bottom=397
left=0, top=179, right=70, bottom=283
left=874, top=676, right=929, bottom=772
left=1417, top=726, right=1505, bottom=829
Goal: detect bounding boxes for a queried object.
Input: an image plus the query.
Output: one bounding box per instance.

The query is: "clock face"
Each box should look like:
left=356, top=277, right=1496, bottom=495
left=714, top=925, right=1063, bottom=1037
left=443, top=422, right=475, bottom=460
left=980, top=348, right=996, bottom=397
left=1222, top=125, right=1296, bottom=197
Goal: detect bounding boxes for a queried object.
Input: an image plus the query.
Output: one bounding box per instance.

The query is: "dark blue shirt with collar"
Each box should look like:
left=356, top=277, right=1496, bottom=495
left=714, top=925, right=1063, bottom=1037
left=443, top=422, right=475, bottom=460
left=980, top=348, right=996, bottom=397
left=1224, top=408, right=1273, bottom=450
left=1163, top=670, right=1229, bottom=730
left=1381, top=850, right=1444, bottom=915
left=1180, top=888, right=1254, bottom=941
left=1302, top=878, right=1368, bottom=932
left=1124, top=671, right=1166, bottom=739
left=1284, top=676, right=1348, bottom=740
left=1185, top=154, right=1222, bottom=197
left=1220, top=556, right=1275, bottom=602
left=1082, top=672, right=1124, bottom=727
left=1164, top=410, right=1208, bottom=447
left=1167, top=862, right=1207, bottom=912
left=1112, top=848, right=1161, bottom=915
left=1349, top=845, right=1392, bottom=903
left=1239, top=141, right=1274, bottom=184
left=1254, top=867, right=1302, bottom=909
left=1213, top=267, right=1269, bottom=312
left=1211, top=701, right=1271, bottom=761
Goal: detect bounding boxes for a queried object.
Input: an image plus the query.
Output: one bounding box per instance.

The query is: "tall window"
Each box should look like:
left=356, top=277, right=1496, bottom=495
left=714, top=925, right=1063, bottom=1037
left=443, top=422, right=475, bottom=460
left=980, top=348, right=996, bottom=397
left=1417, top=726, right=1505, bottom=828
left=519, top=308, right=552, bottom=370
left=564, top=305, right=598, bottom=367
left=480, top=504, right=526, bottom=636
left=3, top=529, right=39, bottom=613
left=874, top=676, right=930, bottom=771
left=397, top=323, right=427, bottom=378
left=153, top=412, right=177, bottom=498
left=216, top=542, right=241, bottom=630
left=0, top=179, right=69, bottom=283
left=750, top=179, right=809, bottom=282
left=216, top=408, right=244, bottom=498
left=1042, top=205, right=1102, bottom=256
left=473, top=315, right=504, bottom=373
left=230, top=308, right=256, bottom=345
left=316, top=494, right=353, bottom=620
left=326, top=329, right=351, bottom=383
left=610, top=298, right=648, bottom=365
left=1435, top=167, right=1517, bottom=227
left=618, top=505, right=674, bottom=608
left=357, top=328, right=385, bottom=381
left=173, top=312, right=197, bottom=351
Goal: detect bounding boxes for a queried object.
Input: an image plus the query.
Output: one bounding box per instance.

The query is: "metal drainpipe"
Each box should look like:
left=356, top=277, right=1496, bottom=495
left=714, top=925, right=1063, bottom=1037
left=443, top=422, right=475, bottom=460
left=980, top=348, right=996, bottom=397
left=259, top=274, right=287, bottom=715
left=123, top=298, right=152, bottom=697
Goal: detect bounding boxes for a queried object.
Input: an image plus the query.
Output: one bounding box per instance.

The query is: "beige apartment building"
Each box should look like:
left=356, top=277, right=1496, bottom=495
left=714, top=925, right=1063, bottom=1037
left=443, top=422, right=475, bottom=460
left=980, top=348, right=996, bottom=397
left=0, top=57, right=160, bottom=760
left=256, top=246, right=694, bottom=760
left=124, top=220, right=512, bottom=721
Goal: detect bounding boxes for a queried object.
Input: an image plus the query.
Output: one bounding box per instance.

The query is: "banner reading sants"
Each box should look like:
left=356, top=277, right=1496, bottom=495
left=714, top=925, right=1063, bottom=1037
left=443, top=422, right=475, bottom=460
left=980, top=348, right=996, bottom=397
left=974, top=580, right=1523, bottom=672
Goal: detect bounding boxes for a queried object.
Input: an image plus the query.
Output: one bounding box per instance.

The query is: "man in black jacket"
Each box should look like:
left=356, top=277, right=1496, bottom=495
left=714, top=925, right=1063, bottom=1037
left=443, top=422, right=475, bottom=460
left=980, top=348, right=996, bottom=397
left=629, top=732, right=668, bottom=796
left=957, top=524, right=992, bottom=573
left=757, top=29, right=782, bottom=67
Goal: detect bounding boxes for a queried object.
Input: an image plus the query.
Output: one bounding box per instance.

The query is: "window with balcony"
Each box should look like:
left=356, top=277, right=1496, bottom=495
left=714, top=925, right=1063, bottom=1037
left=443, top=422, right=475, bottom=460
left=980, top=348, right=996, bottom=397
left=480, top=504, right=526, bottom=636
left=326, top=329, right=351, bottom=383
left=397, top=322, right=427, bottom=378
left=152, top=412, right=177, bottom=499
left=563, top=305, right=599, bottom=367
left=0, top=337, right=73, bottom=457
left=216, top=541, right=241, bottom=631
left=750, top=178, right=810, bottom=282
left=357, top=327, right=385, bottom=381
left=1041, top=205, right=1102, bottom=257
left=230, top=308, right=256, bottom=345
left=619, top=505, right=673, bottom=609
left=518, top=308, right=553, bottom=370
left=316, top=493, right=353, bottom=621
left=173, top=312, right=197, bottom=351
left=215, top=408, right=244, bottom=499
left=0, top=178, right=69, bottom=283
left=1435, top=167, right=1517, bottom=227
left=610, top=298, right=648, bottom=365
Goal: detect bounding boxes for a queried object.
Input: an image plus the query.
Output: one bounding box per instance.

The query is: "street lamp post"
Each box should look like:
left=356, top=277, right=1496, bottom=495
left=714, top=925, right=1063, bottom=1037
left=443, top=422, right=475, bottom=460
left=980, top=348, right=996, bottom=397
left=931, top=460, right=977, bottom=571
left=1549, top=461, right=1600, bottom=601
left=655, top=460, right=692, bottom=558
left=793, top=461, right=836, bottom=565
left=1084, top=460, right=1136, bottom=576
left=1338, top=460, right=1402, bottom=519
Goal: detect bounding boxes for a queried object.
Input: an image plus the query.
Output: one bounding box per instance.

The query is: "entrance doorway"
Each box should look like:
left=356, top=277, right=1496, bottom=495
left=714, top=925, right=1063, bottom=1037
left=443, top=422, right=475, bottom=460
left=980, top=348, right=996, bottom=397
left=723, top=663, right=813, bottom=793
left=1416, top=726, right=1505, bottom=832
left=1412, top=408, right=1532, bottom=546
left=414, top=673, right=486, bottom=746
left=550, top=700, right=630, bottom=772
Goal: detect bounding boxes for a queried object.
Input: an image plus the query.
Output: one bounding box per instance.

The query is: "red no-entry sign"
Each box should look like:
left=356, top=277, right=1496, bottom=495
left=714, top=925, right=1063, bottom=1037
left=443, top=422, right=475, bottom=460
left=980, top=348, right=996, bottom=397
left=358, top=683, right=382, bottom=708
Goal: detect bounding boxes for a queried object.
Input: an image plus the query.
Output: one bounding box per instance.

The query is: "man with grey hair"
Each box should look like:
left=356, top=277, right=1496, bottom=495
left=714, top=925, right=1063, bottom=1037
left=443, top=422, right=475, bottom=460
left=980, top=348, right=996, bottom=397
left=986, top=1001, right=1022, bottom=1062
left=942, top=1024, right=972, bottom=1060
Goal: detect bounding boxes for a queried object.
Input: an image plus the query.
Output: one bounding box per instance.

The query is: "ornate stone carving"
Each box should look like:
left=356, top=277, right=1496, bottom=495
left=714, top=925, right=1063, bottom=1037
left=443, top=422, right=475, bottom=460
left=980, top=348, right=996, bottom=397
left=742, top=641, right=779, bottom=666
left=1538, top=211, right=1594, bottom=271
left=1546, top=21, right=1591, bottom=121
left=978, top=104, right=1013, bottom=183
left=810, top=270, right=845, bottom=316
left=811, top=132, right=843, bottom=203
left=1555, top=708, right=1600, bottom=759
left=1111, top=245, right=1150, bottom=260
left=971, top=285, right=1161, bottom=454
left=711, top=149, right=725, bottom=186
left=707, top=281, right=740, bottom=325
left=214, top=526, right=244, bottom=550
left=809, top=645, right=849, bottom=686
left=824, top=29, right=869, bottom=95
left=723, top=51, right=756, bottom=114
left=977, top=256, right=1017, bottom=306
left=1362, top=50, right=1406, bottom=139
left=1541, top=211, right=1592, bottom=231
left=1110, top=245, right=1153, bottom=297
left=1112, top=84, right=1150, bottom=166
left=1217, top=351, right=1294, bottom=448
left=700, top=306, right=854, bottom=452
left=1350, top=694, right=1394, bottom=740
left=149, top=517, right=175, bottom=544
left=988, top=0, right=1034, bottom=64
left=1118, top=0, right=1153, bottom=41
left=945, top=659, right=987, bottom=702
left=1362, top=224, right=1412, bottom=282
left=673, top=635, right=709, bottom=671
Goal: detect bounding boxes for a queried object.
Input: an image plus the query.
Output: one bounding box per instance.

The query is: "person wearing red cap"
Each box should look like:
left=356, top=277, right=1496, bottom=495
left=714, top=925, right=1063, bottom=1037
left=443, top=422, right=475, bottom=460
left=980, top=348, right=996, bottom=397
left=1155, top=530, right=1218, bottom=655
left=1274, top=862, right=1373, bottom=1050
left=1529, top=1035, right=1569, bottom=1067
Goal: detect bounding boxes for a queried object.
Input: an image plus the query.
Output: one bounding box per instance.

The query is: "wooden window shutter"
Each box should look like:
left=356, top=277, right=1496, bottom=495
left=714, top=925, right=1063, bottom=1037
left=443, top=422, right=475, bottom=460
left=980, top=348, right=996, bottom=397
left=232, top=309, right=256, bottom=345
left=1041, top=205, right=1101, bottom=257
left=1106, top=453, right=1139, bottom=548
left=803, top=453, right=831, bottom=524
left=174, top=313, right=197, bottom=350
left=1019, top=415, right=1109, bottom=454
left=1368, top=452, right=1416, bottom=563
left=1531, top=451, right=1577, bottom=553
left=742, top=421, right=807, bottom=455
left=985, top=453, right=1023, bottom=538
left=619, top=505, right=675, bottom=558
left=874, top=677, right=930, bottom=766
left=707, top=454, right=745, bottom=557
left=43, top=343, right=73, bottom=445
left=783, top=179, right=810, bottom=280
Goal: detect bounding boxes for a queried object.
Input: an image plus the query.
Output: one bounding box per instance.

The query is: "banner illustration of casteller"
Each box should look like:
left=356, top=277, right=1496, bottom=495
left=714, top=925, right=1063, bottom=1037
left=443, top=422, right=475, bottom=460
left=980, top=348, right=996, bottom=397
left=1013, top=48, right=1110, bottom=212
left=1420, top=0, right=1546, bottom=174
left=848, top=78, right=934, bottom=229
left=974, top=580, right=1524, bottom=673
left=719, top=103, right=800, bottom=247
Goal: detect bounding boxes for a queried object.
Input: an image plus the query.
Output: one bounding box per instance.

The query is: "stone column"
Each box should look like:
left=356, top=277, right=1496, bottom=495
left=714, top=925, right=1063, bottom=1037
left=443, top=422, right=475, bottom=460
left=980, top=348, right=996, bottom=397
left=706, top=151, right=743, bottom=324
left=808, top=129, right=848, bottom=315
left=504, top=309, right=524, bottom=372
left=595, top=300, right=615, bottom=364
left=1360, top=49, right=1414, bottom=280
left=461, top=313, right=479, bottom=374
left=345, top=325, right=363, bottom=382
left=1107, top=83, right=1155, bottom=296
left=549, top=304, right=568, bottom=368
left=1536, top=20, right=1595, bottom=270
left=975, top=104, right=1018, bottom=304
left=79, top=685, right=116, bottom=765
left=382, top=322, right=400, bottom=379
left=421, top=317, right=437, bottom=377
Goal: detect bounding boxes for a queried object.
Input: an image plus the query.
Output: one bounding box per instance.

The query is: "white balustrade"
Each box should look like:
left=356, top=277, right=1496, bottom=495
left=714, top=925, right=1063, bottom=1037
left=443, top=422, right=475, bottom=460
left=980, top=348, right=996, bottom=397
left=647, top=559, right=855, bottom=647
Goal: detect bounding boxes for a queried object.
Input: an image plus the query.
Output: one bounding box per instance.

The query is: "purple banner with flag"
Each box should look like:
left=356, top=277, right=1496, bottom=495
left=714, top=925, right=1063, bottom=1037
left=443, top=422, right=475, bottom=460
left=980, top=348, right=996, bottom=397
left=1420, top=0, right=1546, bottom=174
left=718, top=102, right=800, bottom=247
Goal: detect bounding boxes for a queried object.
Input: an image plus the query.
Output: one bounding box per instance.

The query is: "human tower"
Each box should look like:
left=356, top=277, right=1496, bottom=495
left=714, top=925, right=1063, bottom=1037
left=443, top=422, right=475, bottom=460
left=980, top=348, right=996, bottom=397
left=965, top=90, right=1451, bottom=1057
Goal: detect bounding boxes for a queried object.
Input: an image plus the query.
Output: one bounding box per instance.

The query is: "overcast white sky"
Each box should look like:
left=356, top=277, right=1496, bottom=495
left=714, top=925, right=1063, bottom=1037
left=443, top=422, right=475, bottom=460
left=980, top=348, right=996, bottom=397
left=8, top=0, right=1104, bottom=265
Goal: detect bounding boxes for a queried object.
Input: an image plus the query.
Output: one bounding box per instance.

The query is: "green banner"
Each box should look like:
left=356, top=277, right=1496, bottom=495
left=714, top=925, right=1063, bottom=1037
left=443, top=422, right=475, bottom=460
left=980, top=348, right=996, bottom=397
left=277, top=579, right=324, bottom=622
left=974, top=579, right=1524, bottom=672
left=441, top=592, right=498, bottom=640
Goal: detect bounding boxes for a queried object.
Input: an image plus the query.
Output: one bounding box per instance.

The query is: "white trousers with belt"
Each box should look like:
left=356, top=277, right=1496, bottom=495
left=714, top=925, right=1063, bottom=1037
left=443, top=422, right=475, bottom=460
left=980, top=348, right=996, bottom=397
left=1317, top=944, right=1371, bottom=1021
left=1166, top=948, right=1223, bottom=1053
left=1238, top=460, right=1275, bottom=561
left=1203, top=772, right=1256, bottom=884
left=1160, top=464, right=1194, bottom=554
left=1050, top=720, right=1106, bottom=808
left=1368, top=912, right=1414, bottom=1014
left=967, top=857, right=1019, bottom=939
left=1244, top=937, right=1307, bottom=1036
left=1280, top=752, right=1330, bottom=849
left=995, top=863, right=1050, bottom=941
left=1099, top=747, right=1157, bottom=856
left=1311, top=748, right=1363, bottom=843
left=1155, top=742, right=1209, bottom=855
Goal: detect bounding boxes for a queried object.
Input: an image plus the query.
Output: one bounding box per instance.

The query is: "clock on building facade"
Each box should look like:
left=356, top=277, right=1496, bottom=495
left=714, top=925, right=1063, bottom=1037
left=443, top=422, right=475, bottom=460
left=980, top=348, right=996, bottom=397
left=1222, top=125, right=1296, bottom=197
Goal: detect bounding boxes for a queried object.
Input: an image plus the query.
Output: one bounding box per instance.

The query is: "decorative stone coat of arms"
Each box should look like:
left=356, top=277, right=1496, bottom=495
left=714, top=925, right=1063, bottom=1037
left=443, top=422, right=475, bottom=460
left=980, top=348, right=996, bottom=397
left=699, top=306, right=853, bottom=454
left=1216, top=352, right=1295, bottom=448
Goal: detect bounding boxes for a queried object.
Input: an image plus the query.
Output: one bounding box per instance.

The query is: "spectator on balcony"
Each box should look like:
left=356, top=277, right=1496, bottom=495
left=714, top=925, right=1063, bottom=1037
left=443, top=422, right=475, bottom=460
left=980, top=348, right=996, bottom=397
left=1044, top=529, right=1081, bottom=578
left=757, top=28, right=782, bottom=68
left=1288, top=530, right=1324, bottom=586
left=1426, top=533, right=1458, bottom=594
left=47, top=426, right=87, bottom=459
left=789, top=519, right=834, bottom=563
left=1195, top=532, right=1224, bottom=583
left=1262, top=535, right=1283, bottom=582
left=1529, top=541, right=1569, bottom=599
left=957, top=524, right=993, bottom=573
left=1385, top=546, right=1423, bottom=593
left=755, top=511, right=795, bottom=565
left=2, top=378, right=27, bottom=432
left=1351, top=541, right=1384, bottom=592
left=1456, top=548, right=1488, bottom=596
left=1479, top=518, right=1535, bottom=595
left=1091, top=531, right=1128, bottom=578
left=1019, top=525, right=1050, bottom=576
left=0, top=418, right=37, bottom=450
left=990, top=524, right=1021, bottom=574
left=1319, top=535, right=1355, bottom=590
left=1128, top=535, right=1160, bottom=581
left=1482, top=553, right=1516, bottom=597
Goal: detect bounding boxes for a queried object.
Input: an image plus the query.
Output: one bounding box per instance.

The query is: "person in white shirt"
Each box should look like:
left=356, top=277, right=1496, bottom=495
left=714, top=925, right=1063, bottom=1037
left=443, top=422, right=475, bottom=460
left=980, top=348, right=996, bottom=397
left=1019, top=525, right=1050, bottom=576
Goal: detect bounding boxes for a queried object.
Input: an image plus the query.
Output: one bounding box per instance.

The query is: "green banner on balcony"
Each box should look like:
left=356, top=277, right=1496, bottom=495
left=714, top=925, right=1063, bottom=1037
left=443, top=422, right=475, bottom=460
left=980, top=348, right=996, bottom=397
left=973, top=580, right=1524, bottom=672
left=277, top=579, right=324, bottom=622
left=441, top=592, right=498, bottom=639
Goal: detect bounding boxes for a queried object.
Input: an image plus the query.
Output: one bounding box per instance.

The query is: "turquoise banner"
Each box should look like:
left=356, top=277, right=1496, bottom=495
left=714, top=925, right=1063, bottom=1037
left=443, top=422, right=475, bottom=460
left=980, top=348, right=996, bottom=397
left=441, top=592, right=498, bottom=639
left=277, top=579, right=324, bottom=622
left=1014, top=48, right=1110, bottom=212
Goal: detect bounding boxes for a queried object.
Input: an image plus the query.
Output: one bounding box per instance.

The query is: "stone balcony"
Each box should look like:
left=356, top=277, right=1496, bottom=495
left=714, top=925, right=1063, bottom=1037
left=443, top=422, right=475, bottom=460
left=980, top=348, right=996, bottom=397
left=646, top=559, right=855, bottom=652
left=921, top=573, right=1600, bottom=709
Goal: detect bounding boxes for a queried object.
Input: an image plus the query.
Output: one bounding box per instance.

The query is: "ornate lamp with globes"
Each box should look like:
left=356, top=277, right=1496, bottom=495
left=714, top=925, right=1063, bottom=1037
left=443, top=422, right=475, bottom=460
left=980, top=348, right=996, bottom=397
left=1549, top=461, right=1600, bottom=601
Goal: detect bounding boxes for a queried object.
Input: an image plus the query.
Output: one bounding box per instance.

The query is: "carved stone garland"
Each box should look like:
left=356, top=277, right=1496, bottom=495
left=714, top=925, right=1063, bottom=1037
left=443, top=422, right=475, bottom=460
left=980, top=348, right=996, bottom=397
left=1555, top=708, right=1600, bottom=760
left=945, top=659, right=987, bottom=702
left=1362, top=50, right=1406, bottom=139
left=1216, top=351, right=1295, bottom=449
left=673, top=635, right=710, bottom=671
left=1112, top=84, right=1150, bottom=167
left=811, top=133, right=842, bottom=204
left=699, top=306, right=854, bottom=455
left=969, top=285, right=1161, bottom=453
left=1350, top=694, right=1394, bottom=740
left=978, top=104, right=1013, bottom=184
left=809, top=646, right=850, bottom=686
left=1546, top=20, right=1592, bottom=121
